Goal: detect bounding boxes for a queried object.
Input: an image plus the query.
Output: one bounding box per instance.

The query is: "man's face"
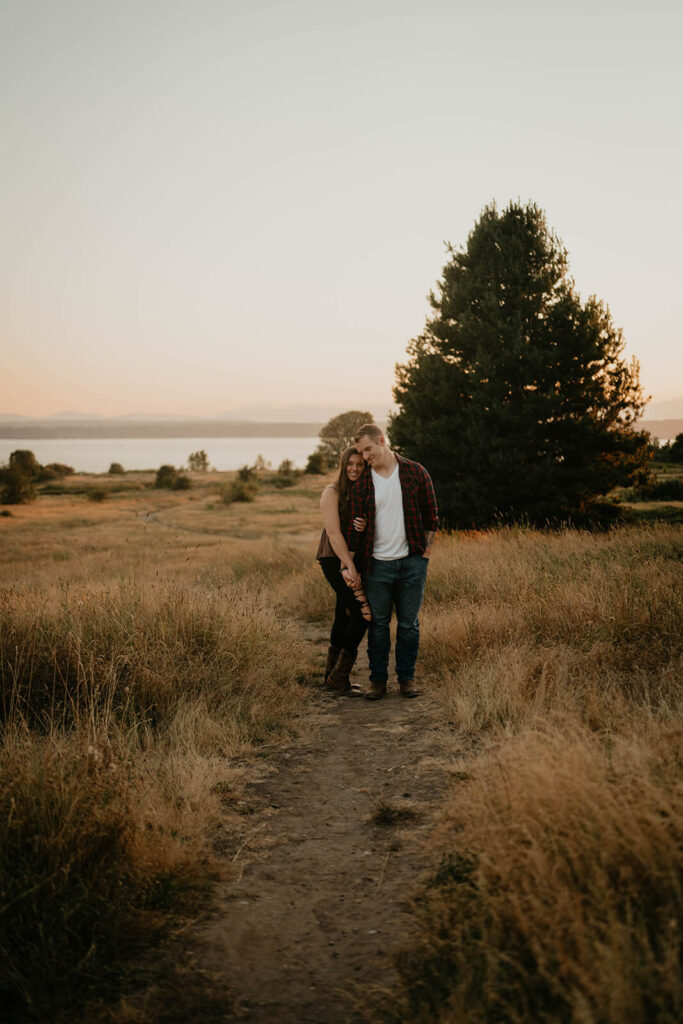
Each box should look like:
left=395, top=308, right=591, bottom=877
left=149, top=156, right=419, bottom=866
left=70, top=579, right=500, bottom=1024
left=355, top=434, right=385, bottom=466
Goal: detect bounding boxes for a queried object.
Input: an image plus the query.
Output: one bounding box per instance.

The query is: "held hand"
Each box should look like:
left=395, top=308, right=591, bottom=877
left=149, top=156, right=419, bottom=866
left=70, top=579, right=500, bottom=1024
left=341, top=566, right=359, bottom=587
left=352, top=515, right=367, bottom=533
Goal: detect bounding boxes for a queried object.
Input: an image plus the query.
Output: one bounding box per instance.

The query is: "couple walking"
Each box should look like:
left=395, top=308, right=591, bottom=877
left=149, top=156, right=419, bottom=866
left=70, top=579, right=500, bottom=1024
left=317, top=423, right=438, bottom=700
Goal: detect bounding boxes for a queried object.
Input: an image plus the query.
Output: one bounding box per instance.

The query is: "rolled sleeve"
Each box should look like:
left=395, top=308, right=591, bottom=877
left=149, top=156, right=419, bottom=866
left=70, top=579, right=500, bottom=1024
left=397, top=457, right=439, bottom=555
left=420, top=469, right=439, bottom=533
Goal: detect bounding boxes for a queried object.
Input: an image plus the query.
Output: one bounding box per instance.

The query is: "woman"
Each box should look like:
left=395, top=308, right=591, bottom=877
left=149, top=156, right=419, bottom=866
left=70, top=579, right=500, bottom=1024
left=317, top=447, right=371, bottom=694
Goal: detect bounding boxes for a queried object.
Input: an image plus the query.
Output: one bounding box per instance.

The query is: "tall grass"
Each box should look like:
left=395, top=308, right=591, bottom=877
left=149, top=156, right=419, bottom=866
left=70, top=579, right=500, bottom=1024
left=3, top=488, right=681, bottom=1022
left=421, top=526, right=681, bottom=732
left=368, top=524, right=683, bottom=1024
left=370, top=724, right=682, bottom=1024
left=0, top=580, right=309, bottom=1021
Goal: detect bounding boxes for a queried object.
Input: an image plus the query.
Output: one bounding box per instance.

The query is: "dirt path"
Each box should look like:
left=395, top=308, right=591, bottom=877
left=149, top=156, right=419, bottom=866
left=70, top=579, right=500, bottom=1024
left=196, top=628, right=455, bottom=1024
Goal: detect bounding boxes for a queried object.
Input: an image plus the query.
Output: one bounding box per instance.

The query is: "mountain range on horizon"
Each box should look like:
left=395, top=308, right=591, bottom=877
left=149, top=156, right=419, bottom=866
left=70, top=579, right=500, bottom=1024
left=2, top=395, right=682, bottom=423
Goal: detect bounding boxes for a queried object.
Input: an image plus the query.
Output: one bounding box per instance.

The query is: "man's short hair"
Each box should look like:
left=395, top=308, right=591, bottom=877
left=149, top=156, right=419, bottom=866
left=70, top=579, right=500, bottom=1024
left=353, top=422, right=383, bottom=444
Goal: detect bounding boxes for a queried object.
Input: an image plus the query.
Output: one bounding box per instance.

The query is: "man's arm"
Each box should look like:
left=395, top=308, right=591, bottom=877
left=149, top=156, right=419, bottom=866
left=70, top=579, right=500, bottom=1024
left=423, top=529, right=437, bottom=558
left=418, top=465, right=439, bottom=556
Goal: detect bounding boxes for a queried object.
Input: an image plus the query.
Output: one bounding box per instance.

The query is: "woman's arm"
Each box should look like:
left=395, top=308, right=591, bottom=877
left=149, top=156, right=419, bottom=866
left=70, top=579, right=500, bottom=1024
left=320, top=487, right=358, bottom=582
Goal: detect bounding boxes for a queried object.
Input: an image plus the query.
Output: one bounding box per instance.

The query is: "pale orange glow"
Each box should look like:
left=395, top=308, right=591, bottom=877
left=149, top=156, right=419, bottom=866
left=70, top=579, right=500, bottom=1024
left=1, top=1, right=681, bottom=419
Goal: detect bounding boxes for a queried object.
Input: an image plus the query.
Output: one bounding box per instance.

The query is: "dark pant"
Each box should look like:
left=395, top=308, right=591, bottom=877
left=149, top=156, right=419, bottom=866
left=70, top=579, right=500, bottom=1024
left=364, top=555, right=428, bottom=683
left=319, top=557, right=369, bottom=655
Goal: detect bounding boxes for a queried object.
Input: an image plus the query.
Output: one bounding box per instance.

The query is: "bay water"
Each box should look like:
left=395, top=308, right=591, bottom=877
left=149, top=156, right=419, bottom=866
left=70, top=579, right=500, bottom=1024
left=0, top=436, right=320, bottom=474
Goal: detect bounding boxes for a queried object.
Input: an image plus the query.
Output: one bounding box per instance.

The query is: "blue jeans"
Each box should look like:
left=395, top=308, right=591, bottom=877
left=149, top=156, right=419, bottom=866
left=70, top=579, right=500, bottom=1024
left=364, top=555, right=429, bottom=683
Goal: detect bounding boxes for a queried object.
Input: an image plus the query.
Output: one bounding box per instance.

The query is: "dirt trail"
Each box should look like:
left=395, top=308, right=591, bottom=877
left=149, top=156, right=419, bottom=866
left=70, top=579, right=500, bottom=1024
left=196, top=629, right=456, bottom=1024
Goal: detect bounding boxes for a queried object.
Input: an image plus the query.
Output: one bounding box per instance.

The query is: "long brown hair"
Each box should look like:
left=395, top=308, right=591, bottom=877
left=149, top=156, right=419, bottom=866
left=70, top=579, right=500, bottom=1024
left=336, top=446, right=363, bottom=508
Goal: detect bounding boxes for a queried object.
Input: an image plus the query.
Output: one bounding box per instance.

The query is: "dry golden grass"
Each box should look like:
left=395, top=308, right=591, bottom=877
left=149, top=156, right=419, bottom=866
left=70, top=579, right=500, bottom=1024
left=370, top=722, right=682, bottom=1024
left=421, top=526, right=682, bottom=733
left=0, top=472, right=326, bottom=1020
left=2, top=477, right=682, bottom=1022
left=367, top=524, right=682, bottom=1024
left=0, top=470, right=323, bottom=588
left=0, top=578, right=310, bottom=1020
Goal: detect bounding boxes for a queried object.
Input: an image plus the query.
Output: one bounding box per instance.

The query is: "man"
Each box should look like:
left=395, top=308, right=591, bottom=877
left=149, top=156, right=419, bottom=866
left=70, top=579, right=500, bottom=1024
left=350, top=423, right=438, bottom=700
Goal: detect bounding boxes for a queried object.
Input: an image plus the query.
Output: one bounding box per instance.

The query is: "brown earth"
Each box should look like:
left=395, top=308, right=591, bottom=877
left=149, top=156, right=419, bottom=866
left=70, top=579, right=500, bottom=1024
left=194, top=628, right=459, bottom=1024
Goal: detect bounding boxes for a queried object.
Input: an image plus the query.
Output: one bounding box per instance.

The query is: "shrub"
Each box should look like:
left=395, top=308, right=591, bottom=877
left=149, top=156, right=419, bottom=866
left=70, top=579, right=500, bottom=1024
left=9, top=449, right=40, bottom=477
left=87, top=487, right=108, bottom=502
left=154, top=464, right=178, bottom=489
left=623, top=475, right=683, bottom=501
left=305, top=449, right=328, bottom=474
left=0, top=465, right=36, bottom=505
left=108, top=462, right=125, bottom=475
left=35, top=466, right=60, bottom=482
left=272, top=475, right=296, bottom=489
left=221, top=480, right=257, bottom=505
left=172, top=474, right=192, bottom=491
left=36, top=463, right=74, bottom=482
left=237, top=464, right=256, bottom=482
left=645, top=477, right=683, bottom=500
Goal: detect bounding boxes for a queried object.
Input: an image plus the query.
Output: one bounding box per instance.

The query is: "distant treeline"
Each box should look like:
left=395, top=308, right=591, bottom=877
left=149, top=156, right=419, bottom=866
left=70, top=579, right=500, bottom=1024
left=0, top=419, right=325, bottom=439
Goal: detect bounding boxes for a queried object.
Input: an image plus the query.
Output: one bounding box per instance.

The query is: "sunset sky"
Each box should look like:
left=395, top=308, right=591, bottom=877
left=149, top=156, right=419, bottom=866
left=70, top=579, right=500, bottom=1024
left=1, top=0, right=681, bottom=420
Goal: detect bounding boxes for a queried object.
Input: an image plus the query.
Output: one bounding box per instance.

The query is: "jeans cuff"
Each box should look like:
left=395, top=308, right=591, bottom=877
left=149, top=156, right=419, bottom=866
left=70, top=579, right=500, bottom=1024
left=369, top=673, right=388, bottom=684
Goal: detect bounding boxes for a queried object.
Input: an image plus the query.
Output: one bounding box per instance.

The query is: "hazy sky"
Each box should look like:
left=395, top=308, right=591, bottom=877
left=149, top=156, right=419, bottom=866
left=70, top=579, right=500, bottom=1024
left=1, top=0, right=681, bottom=419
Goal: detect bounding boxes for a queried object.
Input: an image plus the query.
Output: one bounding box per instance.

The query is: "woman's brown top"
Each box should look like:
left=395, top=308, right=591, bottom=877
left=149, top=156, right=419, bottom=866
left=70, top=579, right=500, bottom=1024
left=316, top=484, right=352, bottom=560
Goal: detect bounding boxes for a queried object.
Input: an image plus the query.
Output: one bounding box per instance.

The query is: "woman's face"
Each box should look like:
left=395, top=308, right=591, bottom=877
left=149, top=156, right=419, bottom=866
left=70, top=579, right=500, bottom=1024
left=346, top=453, right=364, bottom=482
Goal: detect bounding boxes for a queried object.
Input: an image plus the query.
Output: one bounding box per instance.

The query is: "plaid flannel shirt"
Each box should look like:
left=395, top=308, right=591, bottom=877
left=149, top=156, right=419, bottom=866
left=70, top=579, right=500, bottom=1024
left=348, top=454, right=439, bottom=562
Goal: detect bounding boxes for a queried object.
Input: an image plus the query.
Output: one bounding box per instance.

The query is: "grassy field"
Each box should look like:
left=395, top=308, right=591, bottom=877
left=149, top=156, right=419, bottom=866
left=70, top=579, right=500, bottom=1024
left=1, top=468, right=681, bottom=1022
left=371, top=526, right=682, bottom=1024
left=0, top=469, right=322, bottom=1022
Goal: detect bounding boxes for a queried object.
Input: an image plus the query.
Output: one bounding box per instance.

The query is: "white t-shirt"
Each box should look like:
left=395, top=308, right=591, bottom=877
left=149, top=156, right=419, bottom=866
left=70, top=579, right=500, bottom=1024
left=372, top=465, right=409, bottom=560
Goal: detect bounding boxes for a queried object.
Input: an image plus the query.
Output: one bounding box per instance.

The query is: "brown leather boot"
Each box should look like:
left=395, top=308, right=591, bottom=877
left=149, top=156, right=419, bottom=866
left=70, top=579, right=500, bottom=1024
left=399, top=679, right=421, bottom=698
left=326, top=649, right=356, bottom=693
left=324, top=645, right=340, bottom=682
left=366, top=681, right=387, bottom=701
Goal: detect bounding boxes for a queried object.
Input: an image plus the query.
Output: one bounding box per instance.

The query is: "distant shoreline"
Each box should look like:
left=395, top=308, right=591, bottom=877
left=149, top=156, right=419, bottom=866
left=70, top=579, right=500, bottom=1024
left=0, top=419, right=326, bottom=440
left=0, top=417, right=676, bottom=441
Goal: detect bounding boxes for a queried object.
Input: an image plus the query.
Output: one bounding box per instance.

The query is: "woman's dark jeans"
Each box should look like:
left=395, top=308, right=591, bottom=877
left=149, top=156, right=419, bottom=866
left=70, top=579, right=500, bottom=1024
left=319, top=556, right=369, bottom=655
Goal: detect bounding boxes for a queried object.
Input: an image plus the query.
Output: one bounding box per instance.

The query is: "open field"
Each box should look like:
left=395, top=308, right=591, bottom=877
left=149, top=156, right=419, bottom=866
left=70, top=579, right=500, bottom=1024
left=1, top=471, right=681, bottom=1022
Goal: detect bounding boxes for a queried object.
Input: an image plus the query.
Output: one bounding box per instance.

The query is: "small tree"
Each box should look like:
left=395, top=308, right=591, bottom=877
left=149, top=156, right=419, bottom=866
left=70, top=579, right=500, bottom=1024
left=237, top=464, right=256, bottom=482
left=154, top=464, right=178, bottom=489
left=0, top=465, right=36, bottom=504
left=188, top=450, right=209, bottom=472
left=9, top=450, right=40, bottom=478
left=108, top=462, right=125, bottom=475
left=304, top=449, right=327, bottom=474
left=318, top=411, right=375, bottom=466
left=391, top=200, right=649, bottom=527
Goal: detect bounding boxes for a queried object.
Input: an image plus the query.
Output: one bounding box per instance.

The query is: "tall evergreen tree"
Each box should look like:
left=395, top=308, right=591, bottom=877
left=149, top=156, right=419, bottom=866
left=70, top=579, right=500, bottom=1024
left=390, top=201, right=649, bottom=527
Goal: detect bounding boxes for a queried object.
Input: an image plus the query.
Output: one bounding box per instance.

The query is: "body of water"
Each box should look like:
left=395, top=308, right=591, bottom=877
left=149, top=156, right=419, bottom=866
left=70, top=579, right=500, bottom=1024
left=0, top=437, right=321, bottom=474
